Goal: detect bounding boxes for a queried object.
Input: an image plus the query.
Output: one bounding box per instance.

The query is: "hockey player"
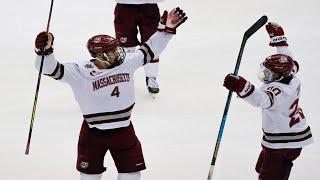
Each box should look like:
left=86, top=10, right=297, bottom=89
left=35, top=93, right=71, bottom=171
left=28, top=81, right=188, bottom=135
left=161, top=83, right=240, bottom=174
left=113, top=0, right=164, bottom=94
left=34, top=8, right=187, bottom=180
left=223, top=22, right=313, bottom=180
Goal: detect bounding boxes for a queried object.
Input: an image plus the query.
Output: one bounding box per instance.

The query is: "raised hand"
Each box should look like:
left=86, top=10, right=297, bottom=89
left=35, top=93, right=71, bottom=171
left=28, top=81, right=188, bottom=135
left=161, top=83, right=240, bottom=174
left=223, top=73, right=254, bottom=98
left=265, top=22, right=288, bottom=47
left=158, top=7, right=188, bottom=34
left=35, top=31, right=54, bottom=55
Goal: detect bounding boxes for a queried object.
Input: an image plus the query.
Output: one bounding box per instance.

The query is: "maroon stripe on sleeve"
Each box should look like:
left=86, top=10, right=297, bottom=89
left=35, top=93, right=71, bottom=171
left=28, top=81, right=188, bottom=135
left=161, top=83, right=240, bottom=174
left=142, top=43, right=154, bottom=60
left=45, top=62, right=60, bottom=77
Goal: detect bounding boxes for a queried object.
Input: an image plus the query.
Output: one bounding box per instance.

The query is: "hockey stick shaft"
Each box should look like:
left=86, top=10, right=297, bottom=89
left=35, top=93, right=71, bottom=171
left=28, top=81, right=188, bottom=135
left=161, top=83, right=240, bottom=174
left=25, top=0, right=54, bottom=155
left=207, top=15, right=268, bottom=180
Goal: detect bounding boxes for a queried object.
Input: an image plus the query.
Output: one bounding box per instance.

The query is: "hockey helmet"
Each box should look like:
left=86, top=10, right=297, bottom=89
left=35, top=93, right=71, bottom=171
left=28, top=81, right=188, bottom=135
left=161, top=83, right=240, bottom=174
left=87, top=34, right=125, bottom=67
left=258, top=54, right=294, bottom=83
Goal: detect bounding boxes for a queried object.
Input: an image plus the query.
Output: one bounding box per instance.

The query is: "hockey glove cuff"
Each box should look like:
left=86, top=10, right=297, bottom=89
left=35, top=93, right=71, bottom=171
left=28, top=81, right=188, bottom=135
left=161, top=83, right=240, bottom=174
left=223, top=73, right=255, bottom=98
left=266, top=22, right=288, bottom=47
left=237, top=81, right=255, bottom=98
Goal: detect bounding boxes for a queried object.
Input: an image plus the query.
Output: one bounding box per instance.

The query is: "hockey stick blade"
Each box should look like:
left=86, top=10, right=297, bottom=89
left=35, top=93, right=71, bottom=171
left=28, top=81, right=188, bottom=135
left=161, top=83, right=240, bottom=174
left=233, top=15, right=268, bottom=75
left=244, top=15, right=268, bottom=40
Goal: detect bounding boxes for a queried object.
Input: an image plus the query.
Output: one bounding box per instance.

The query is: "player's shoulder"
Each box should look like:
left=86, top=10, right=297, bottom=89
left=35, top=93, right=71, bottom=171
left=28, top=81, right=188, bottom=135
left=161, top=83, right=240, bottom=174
left=121, top=51, right=144, bottom=66
left=66, top=59, right=99, bottom=77
left=123, top=52, right=136, bottom=62
left=261, top=81, right=285, bottom=97
left=289, top=76, right=301, bottom=86
left=262, top=77, right=300, bottom=96
left=124, top=51, right=143, bottom=61
left=69, top=59, right=93, bottom=70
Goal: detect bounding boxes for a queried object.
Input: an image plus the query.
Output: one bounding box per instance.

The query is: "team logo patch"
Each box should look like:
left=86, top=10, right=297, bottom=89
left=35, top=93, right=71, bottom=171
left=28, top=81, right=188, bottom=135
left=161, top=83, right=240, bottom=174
left=80, top=161, right=89, bottom=169
left=90, top=70, right=102, bottom=76
left=279, top=56, right=288, bottom=63
left=93, top=37, right=101, bottom=43
left=120, top=37, right=127, bottom=43
left=85, top=64, right=93, bottom=69
left=90, top=70, right=96, bottom=76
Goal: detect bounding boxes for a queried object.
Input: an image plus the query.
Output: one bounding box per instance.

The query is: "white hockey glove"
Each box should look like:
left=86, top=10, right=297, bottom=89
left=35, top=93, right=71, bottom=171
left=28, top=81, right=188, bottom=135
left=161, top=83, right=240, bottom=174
left=157, top=7, right=188, bottom=34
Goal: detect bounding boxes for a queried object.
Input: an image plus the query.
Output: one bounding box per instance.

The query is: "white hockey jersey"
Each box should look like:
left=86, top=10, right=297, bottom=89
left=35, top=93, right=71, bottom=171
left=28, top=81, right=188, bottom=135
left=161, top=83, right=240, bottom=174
left=35, top=31, right=173, bottom=130
left=115, top=0, right=164, bottom=4
left=242, top=47, right=313, bottom=149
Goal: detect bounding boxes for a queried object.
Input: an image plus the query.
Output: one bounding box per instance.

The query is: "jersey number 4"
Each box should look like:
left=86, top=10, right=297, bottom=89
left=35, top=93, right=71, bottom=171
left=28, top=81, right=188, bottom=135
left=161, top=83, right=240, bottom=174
left=111, top=86, right=120, bottom=97
left=289, top=99, right=305, bottom=127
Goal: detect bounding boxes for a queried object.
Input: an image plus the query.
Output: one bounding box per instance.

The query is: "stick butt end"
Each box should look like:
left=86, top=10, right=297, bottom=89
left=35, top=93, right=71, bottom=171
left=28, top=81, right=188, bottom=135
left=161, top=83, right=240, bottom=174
left=25, top=143, right=30, bottom=155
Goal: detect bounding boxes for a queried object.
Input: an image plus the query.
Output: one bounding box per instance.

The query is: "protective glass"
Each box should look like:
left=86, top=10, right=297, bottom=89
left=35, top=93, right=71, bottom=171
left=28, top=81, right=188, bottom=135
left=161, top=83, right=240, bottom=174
left=99, top=47, right=126, bottom=67
left=257, top=63, right=275, bottom=83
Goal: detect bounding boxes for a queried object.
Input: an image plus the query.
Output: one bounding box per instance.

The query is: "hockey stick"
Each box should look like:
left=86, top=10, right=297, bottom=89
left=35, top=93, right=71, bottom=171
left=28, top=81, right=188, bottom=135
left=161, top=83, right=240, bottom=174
left=207, top=15, right=268, bottom=179
left=25, top=0, right=55, bottom=155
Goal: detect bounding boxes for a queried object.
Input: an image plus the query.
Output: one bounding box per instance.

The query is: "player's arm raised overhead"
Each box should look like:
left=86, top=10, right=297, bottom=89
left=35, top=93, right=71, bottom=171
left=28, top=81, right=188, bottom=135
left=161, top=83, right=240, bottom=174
left=266, top=22, right=299, bottom=74
left=137, top=7, right=188, bottom=66
left=34, top=32, right=80, bottom=84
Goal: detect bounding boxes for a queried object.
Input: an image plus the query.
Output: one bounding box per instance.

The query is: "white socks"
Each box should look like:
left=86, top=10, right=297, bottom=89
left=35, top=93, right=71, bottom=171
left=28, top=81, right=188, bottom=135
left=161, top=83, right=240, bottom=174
left=117, top=172, right=141, bottom=180
left=80, top=172, right=141, bottom=180
left=80, top=173, right=102, bottom=180
left=144, top=62, right=159, bottom=78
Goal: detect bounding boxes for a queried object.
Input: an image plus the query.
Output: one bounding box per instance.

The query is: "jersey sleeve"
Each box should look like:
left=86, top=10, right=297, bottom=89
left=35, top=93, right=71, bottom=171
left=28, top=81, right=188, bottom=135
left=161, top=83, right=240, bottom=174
left=242, top=88, right=274, bottom=109
left=277, top=46, right=299, bottom=74
left=242, top=83, right=285, bottom=109
left=121, top=51, right=145, bottom=71
left=35, top=53, right=81, bottom=84
left=138, top=31, right=173, bottom=65
left=277, top=46, right=294, bottom=58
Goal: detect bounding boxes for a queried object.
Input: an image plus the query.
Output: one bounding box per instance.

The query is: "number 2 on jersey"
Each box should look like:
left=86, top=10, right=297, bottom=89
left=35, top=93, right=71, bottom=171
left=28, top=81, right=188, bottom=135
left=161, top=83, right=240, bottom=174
left=289, top=99, right=305, bottom=127
left=111, top=86, right=120, bottom=97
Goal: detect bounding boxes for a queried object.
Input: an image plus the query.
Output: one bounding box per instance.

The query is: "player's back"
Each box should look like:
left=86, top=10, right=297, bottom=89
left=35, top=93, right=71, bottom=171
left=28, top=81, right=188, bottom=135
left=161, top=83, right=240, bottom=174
left=260, top=76, right=313, bottom=149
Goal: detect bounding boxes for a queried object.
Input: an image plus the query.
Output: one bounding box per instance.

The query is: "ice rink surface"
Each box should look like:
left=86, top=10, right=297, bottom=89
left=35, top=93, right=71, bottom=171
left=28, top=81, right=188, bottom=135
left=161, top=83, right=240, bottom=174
left=0, top=0, right=319, bottom=179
